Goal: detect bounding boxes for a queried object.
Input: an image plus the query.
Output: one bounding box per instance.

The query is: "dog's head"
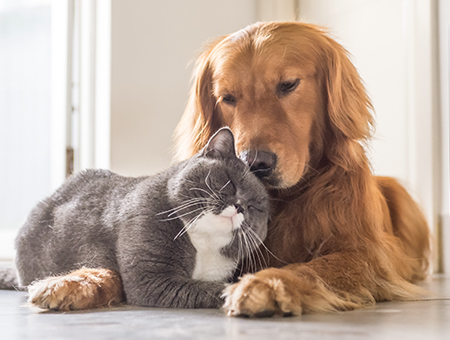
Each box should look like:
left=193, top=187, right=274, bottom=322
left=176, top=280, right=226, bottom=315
left=176, top=22, right=373, bottom=189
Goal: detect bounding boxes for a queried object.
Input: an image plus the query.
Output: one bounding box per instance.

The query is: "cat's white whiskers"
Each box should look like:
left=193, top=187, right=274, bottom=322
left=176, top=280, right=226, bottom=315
left=237, top=227, right=253, bottom=274
left=173, top=209, right=209, bottom=240
left=229, top=228, right=243, bottom=272
left=251, top=236, right=269, bottom=269
left=238, top=231, right=248, bottom=273
left=236, top=229, right=244, bottom=272
left=250, top=232, right=267, bottom=270
left=243, top=231, right=258, bottom=273
left=229, top=233, right=240, bottom=273
left=245, top=229, right=261, bottom=271
left=240, top=228, right=255, bottom=273
left=205, top=170, right=220, bottom=200
left=218, top=180, right=231, bottom=194
left=245, top=233, right=266, bottom=272
left=190, top=209, right=216, bottom=234
left=165, top=201, right=209, bottom=218
left=246, top=225, right=288, bottom=265
left=236, top=220, right=270, bottom=273
left=157, top=198, right=209, bottom=217
left=241, top=149, right=258, bottom=179
left=189, top=187, right=216, bottom=199
left=160, top=206, right=206, bottom=222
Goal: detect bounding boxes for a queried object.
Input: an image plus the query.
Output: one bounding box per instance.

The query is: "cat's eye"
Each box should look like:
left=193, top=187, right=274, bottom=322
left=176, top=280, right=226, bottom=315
left=219, top=180, right=236, bottom=195
left=248, top=204, right=263, bottom=213
left=277, top=78, right=300, bottom=97
left=222, top=94, right=236, bottom=106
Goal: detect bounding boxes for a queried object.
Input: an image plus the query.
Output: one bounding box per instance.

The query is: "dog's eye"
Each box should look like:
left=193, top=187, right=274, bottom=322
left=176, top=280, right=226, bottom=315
left=277, top=79, right=300, bottom=96
left=222, top=94, right=236, bottom=106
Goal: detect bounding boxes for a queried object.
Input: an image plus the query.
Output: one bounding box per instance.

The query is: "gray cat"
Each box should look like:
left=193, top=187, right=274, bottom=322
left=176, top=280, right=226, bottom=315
left=14, top=128, right=269, bottom=309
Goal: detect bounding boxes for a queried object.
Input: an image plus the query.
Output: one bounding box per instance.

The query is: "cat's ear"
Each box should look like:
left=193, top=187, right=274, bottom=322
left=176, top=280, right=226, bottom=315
left=202, top=127, right=236, bottom=159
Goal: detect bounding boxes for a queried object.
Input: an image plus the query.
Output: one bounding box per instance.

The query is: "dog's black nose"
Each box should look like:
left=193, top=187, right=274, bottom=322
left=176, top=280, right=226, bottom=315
left=240, top=150, right=277, bottom=178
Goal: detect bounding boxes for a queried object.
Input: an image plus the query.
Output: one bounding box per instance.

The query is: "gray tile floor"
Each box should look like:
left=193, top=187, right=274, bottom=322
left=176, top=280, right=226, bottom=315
left=1, top=276, right=450, bottom=340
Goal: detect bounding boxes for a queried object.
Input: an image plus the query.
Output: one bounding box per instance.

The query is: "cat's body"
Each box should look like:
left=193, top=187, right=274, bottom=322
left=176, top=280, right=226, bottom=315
left=15, top=128, right=269, bottom=309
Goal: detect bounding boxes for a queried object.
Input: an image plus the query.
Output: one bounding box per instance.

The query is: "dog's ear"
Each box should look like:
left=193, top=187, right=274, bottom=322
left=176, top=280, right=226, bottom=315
left=323, top=37, right=374, bottom=143
left=174, top=37, right=226, bottom=161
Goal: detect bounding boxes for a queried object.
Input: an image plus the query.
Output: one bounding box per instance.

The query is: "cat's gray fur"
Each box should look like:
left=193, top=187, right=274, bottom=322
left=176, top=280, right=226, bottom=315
left=14, top=128, right=269, bottom=308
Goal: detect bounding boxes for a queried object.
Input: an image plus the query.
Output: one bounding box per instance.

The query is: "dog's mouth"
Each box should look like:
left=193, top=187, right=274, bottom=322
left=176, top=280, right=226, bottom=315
left=239, top=150, right=289, bottom=189
left=256, top=172, right=283, bottom=188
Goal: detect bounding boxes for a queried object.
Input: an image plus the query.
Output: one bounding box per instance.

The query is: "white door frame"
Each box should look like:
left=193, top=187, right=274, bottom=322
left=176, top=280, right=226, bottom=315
left=50, top=0, right=74, bottom=191
left=76, top=0, right=111, bottom=172
left=438, top=1, right=450, bottom=274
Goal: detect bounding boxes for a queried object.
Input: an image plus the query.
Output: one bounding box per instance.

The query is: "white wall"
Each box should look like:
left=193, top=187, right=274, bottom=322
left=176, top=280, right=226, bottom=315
left=109, top=0, right=257, bottom=176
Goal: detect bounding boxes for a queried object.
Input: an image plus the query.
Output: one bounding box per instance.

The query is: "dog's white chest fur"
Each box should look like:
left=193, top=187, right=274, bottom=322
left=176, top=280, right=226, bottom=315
left=187, top=206, right=244, bottom=281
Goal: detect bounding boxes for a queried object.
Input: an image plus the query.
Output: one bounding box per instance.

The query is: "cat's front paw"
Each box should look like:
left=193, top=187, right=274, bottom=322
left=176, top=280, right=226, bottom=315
left=222, top=270, right=303, bottom=317
left=28, top=268, right=124, bottom=311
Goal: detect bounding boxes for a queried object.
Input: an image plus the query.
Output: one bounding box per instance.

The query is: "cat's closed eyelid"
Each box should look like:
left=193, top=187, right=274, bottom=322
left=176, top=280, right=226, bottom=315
left=248, top=204, right=264, bottom=213
left=218, top=179, right=236, bottom=195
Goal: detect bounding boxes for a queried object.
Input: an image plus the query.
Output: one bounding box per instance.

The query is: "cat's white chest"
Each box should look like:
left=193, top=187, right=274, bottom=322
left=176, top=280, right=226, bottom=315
left=187, top=206, right=243, bottom=281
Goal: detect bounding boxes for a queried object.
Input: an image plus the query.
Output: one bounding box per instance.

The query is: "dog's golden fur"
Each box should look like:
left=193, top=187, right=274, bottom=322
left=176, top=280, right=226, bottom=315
left=175, top=22, right=430, bottom=316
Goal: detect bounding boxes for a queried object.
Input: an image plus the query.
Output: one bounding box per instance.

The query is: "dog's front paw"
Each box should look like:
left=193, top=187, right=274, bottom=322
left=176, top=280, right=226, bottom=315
left=27, top=268, right=124, bottom=311
left=222, top=271, right=302, bottom=317
left=28, top=275, right=90, bottom=310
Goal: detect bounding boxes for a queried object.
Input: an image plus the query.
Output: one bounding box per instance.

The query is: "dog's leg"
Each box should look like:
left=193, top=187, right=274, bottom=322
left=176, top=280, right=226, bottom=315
left=28, top=268, right=125, bottom=311
left=223, top=251, right=424, bottom=317
left=376, top=176, right=431, bottom=281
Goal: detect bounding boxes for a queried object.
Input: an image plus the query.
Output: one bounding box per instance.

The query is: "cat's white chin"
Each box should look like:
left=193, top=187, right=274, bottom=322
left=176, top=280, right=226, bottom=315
left=219, top=205, right=244, bottom=230
left=187, top=206, right=243, bottom=281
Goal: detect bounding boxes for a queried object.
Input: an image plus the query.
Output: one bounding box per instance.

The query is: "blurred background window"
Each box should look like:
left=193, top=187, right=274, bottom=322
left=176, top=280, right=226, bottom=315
left=0, top=0, right=52, bottom=259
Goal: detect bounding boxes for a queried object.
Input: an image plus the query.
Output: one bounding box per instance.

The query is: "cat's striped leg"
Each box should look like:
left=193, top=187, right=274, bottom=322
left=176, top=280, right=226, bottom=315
left=28, top=268, right=125, bottom=311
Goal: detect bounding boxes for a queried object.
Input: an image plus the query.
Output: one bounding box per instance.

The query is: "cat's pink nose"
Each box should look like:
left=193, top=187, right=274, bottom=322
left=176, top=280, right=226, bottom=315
left=221, top=206, right=238, bottom=217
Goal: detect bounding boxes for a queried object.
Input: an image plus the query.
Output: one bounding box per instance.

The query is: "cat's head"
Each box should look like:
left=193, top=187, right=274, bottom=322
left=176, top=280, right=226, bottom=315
left=167, top=127, right=269, bottom=262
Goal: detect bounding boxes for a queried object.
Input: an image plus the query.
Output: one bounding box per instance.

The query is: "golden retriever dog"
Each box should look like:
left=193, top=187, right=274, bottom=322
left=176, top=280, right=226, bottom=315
left=22, top=22, right=430, bottom=316
left=175, top=21, right=430, bottom=316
